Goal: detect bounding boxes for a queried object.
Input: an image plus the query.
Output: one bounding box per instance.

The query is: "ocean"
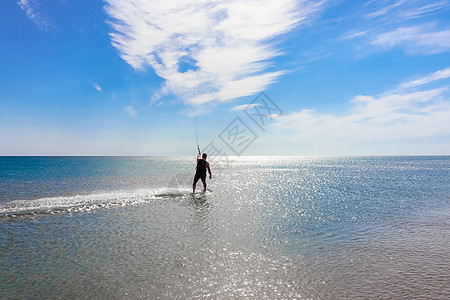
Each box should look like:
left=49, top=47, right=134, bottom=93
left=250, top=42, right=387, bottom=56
left=1, top=156, right=449, bottom=299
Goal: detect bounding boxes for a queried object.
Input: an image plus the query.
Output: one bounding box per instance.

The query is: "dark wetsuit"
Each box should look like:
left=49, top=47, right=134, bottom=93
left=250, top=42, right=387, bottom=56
left=194, top=159, right=207, bottom=183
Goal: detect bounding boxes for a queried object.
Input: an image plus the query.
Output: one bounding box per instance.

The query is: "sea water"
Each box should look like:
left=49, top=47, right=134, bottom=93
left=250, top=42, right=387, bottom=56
left=0, top=156, right=449, bottom=299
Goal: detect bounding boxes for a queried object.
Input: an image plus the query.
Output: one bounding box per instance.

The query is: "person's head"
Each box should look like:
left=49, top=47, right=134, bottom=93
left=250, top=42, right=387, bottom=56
left=202, top=153, right=207, bottom=159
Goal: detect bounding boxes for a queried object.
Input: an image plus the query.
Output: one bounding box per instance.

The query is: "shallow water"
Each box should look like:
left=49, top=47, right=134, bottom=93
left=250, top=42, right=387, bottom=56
left=1, top=156, right=449, bottom=299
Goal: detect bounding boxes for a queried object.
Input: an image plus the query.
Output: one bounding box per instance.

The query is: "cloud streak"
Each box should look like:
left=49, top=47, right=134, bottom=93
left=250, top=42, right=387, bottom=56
left=365, top=0, right=408, bottom=19
left=339, top=1, right=450, bottom=57
left=371, top=24, right=450, bottom=54
left=17, top=0, right=53, bottom=31
left=364, top=0, right=449, bottom=21
left=232, top=103, right=260, bottom=111
left=398, top=67, right=450, bottom=89
left=104, top=0, right=325, bottom=108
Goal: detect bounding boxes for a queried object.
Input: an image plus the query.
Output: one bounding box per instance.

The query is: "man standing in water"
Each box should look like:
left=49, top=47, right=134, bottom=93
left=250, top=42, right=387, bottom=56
left=193, top=153, right=212, bottom=193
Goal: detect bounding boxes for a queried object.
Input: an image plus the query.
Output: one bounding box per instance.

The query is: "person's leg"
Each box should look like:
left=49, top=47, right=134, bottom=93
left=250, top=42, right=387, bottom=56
left=201, top=178, right=207, bottom=192
left=193, top=176, right=200, bottom=193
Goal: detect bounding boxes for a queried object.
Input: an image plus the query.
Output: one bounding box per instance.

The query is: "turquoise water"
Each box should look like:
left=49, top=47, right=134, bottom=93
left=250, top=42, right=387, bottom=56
left=1, top=156, right=449, bottom=298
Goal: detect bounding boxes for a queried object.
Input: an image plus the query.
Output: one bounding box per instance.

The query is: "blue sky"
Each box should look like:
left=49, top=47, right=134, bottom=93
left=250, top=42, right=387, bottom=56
left=1, top=0, right=450, bottom=156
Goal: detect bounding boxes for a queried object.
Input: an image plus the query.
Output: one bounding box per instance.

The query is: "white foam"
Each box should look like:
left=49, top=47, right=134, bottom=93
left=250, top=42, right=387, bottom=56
left=0, top=187, right=192, bottom=216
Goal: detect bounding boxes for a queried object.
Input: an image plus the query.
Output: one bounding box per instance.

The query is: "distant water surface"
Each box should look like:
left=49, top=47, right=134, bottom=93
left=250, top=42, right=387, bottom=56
left=1, top=156, right=449, bottom=299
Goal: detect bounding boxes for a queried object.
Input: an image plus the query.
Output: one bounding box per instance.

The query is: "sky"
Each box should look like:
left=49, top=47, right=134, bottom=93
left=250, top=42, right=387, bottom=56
left=1, top=0, right=450, bottom=156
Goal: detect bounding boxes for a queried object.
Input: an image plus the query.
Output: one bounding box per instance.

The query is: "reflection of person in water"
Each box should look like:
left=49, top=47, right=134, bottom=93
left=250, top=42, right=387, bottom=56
left=192, top=153, right=211, bottom=193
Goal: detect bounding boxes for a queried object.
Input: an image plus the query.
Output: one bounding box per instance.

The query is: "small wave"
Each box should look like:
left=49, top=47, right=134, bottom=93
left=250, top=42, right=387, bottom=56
left=0, top=187, right=192, bottom=218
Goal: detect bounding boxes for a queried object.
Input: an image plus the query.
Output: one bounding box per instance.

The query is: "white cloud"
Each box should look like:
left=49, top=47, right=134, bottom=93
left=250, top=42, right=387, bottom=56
left=365, top=0, right=407, bottom=19
left=340, top=2, right=450, bottom=58
left=274, top=75, right=450, bottom=153
left=398, top=1, right=450, bottom=20
left=104, top=0, right=325, bottom=109
left=370, top=24, right=450, bottom=54
left=232, top=103, right=260, bottom=111
left=364, top=0, right=449, bottom=21
left=124, top=105, right=137, bottom=118
left=340, top=30, right=368, bottom=40
left=398, top=67, right=450, bottom=89
left=17, top=0, right=53, bottom=31
left=93, top=83, right=102, bottom=92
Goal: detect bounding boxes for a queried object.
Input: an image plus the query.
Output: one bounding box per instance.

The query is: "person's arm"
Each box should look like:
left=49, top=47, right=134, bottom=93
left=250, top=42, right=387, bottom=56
left=207, top=163, right=212, bottom=179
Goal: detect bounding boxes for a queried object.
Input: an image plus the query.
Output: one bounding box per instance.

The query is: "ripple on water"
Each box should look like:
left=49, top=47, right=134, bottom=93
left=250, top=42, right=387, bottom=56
left=1, top=156, right=449, bottom=299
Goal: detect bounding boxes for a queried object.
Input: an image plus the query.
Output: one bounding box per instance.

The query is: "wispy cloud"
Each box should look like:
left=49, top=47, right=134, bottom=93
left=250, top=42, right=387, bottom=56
left=340, top=1, right=450, bottom=56
left=365, top=0, right=407, bottom=19
left=370, top=24, right=450, bottom=54
left=364, top=0, right=449, bottom=21
left=340, top=30, right=368, bottom=40
left=274, top=70, right=450, bottom=151
left=124, top=105, right=137, bottom=118
left=93, top=83, right=102, bottom=92
left=398, top=67, right=450, bottom=89
left=17, top=0, right=53, bottom=31
left=232, top=103, right=260, bottom=111
left=398, top=1, right=450, bottom=20
left=104, top=0, right=326, bottom=109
